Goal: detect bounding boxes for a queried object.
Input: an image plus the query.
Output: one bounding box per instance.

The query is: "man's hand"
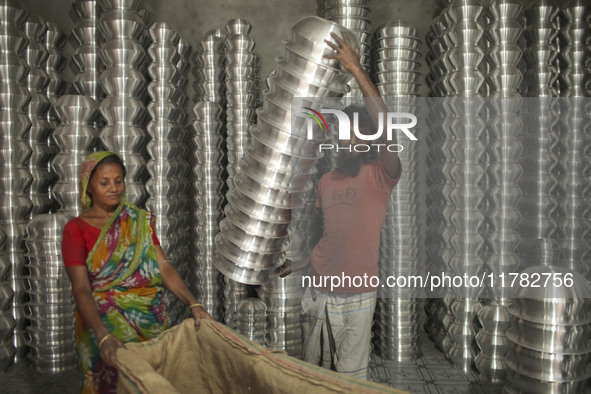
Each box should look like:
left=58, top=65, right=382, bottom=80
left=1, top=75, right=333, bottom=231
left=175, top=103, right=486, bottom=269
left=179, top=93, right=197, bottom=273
left=324, top=31, right=363, bottom=75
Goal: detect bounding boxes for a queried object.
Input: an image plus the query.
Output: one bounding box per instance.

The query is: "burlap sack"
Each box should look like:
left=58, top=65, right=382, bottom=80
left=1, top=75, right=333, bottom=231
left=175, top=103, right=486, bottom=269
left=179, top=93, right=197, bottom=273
left=116, top=318, right=406, bottom=394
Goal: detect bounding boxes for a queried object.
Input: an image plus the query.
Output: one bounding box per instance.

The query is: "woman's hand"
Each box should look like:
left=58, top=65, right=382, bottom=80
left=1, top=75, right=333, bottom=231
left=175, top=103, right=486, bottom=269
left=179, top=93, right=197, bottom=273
left=324, top=30, right=363, bottom=74
left=190, top=305, right=212, bottom=331
left=98, top=334, right=126, bottom=367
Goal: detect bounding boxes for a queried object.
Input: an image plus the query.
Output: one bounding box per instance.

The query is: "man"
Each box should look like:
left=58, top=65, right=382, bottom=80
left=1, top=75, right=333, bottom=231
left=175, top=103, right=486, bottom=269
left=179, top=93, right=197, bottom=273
left=293, top=31, right=402, bottom=380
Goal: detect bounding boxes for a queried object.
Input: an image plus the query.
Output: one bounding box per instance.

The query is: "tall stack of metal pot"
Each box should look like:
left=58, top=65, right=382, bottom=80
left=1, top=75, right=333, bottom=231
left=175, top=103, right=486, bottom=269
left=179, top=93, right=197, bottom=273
left=477, top=0, right=524, bottom=382
left=223, top=18, right=258, bottom=328
left=0, top=227, right=15, bottom=371
left=24, top=18, right=54, bottom=218
left=45, top=23, right=68, bottom=171
left=504, top=266, right=591, bottom=393
left=51, top=95, right=99, bottom=216
left=518, top=0, right=562, bottom=270
left=145, top=22, right=191, bottom=324
left=322, top=0, right=371, bottom=97
left=557, top=0, right=591, bottom=281
left=0, top=0, right=33, bottom=362
left=69, top=0, right=103, bottom=101
left=214, top=16, right=356, bottom=286
left=98, top=0, right=148, bottom=207
left=193, top=34, right=225, bottom=105
left=192, top=101, right=224, bottom=321
left=256, top=272, right=304, bottom=358
left=235, top=298, right=267, bottom=345
left=371, top=21, right=424, bottom=362
left=25, top=214, right=76, bottom=373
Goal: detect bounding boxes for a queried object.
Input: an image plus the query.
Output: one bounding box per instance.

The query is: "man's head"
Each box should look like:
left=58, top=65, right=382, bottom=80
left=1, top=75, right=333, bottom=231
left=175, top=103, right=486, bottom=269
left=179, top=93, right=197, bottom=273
left=335, top=104, right=377, bottom=177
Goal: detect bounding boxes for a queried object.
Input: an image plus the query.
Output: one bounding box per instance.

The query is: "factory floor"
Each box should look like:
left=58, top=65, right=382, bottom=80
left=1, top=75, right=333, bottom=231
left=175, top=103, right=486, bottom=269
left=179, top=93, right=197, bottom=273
left=0, top=336, right=507, bottom=394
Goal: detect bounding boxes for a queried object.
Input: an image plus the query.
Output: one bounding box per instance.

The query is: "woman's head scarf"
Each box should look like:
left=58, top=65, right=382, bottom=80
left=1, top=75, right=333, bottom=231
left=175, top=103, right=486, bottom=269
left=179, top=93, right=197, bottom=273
left=79, top=151, right=123, bottom=212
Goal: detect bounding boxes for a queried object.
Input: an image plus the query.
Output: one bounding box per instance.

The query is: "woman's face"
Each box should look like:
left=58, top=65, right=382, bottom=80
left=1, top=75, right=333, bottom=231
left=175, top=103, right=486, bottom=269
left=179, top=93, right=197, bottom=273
left=87, top=162, right=125, bottom=210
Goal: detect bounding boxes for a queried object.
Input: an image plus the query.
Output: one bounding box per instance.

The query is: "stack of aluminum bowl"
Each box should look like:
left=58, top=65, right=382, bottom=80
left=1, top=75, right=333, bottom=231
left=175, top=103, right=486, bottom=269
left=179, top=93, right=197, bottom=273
left=256, top=271, right=304, bottom=358
left=0, top=227, right=15, bottom=371
left=235, top=298, right=267, bottom=345
left=370, top=21, right=424, bottom=362
left=24, top=18, right=54, bottom=218
left=427, top=0, right=488, bottom=372
left=69, top=0, right=104, bottom=101
left=25, top=214, right=76, bottom=373
left=518, top=0, right=561, bottom=270
left=523, top=0, right=560, bottom=97
left=322, top=0, right=371, bottom=98
left=174, top=37, right=192, bottom=214
left=192, top=102, right=224, bottom=321
left=225, top=18, right=258, bottom=187
left=214, top=16, right=356, bottom=285
left=45, top=22, right=68, bottom=130
left=372, top=21, right=422, bottom=97
left=51, top=95, right=100, bottom=216
left=223, top=18, right=259, bottom=328
left=145, top=22, right=190, bottom=324
left=0, top=0, right=33, bottom=362
left=504, top=266, right=591, bottom=393
left=556, top=0, right=591, bottom=281
left=559, top=0, right=591, bottom=97
left=478, top=0, right=524, bottom=382
left=98, top=0, right=149, bottom=207
left=193, top=34, right=226, bottom=105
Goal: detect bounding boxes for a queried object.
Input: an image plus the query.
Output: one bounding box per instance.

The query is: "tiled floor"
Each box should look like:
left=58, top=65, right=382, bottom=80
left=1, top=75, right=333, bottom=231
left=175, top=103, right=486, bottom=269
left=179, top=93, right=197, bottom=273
left=0, top=337, right=503, bottom=394
left=369, top=338, right=504, bottom=394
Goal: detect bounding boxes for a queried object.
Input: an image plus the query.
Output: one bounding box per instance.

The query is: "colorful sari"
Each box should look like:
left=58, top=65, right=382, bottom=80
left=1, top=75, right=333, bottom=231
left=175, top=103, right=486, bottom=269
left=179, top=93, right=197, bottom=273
left=75, top=152, right=169, bottom=393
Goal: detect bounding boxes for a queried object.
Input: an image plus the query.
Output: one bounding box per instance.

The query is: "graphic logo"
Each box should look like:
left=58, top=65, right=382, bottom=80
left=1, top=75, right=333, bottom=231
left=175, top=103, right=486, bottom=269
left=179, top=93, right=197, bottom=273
left=303, top=107, right=328, bottom=133
left=303, top=107, right=418, bottom=153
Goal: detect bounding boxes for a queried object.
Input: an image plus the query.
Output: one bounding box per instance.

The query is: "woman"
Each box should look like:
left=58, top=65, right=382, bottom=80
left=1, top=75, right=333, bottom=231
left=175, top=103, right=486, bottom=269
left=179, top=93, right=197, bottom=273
left=62, top=151, right=210, bottom=393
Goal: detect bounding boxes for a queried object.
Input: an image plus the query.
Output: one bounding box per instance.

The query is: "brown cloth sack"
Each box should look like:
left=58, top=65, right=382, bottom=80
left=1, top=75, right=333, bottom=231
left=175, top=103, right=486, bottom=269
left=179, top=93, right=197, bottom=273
left=116, top=318, right=407, bottom=394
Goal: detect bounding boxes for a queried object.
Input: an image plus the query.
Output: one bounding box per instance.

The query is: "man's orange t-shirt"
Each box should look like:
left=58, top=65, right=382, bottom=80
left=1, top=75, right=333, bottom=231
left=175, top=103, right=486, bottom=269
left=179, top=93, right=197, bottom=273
left=310, top=157, right=401, bottom=293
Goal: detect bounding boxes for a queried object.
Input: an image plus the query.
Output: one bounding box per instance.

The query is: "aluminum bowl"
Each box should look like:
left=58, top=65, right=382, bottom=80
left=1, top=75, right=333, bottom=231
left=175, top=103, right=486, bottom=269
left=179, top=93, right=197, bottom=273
left=148, top=22, right=180, bottom=45
left=147, top=43, right=181, bottom=64
left=220, top=218, right=287, bottom=255
left=99, top=68, right=146, bottom=98
left=216, top=233, right=285, bottom=271
left=374, top=20, right=419, bottom=39
left=224, top=204, right=290, bottom=239
left=374, top=47, right=422, bottom=61
left=324, top=6, right=370, bottom=19
left=505, top=345, right=591, bottom=382
left=233, top=171, right=308, bottom=209
left=287, top=16, right=359, bottom=63
left=212, top=247, right=283, bottom=285
left=225, top=18, right=252, bottom=35
left=225, top=34, right=255, bottom=52
left=98, top=10, right=145, bottom=40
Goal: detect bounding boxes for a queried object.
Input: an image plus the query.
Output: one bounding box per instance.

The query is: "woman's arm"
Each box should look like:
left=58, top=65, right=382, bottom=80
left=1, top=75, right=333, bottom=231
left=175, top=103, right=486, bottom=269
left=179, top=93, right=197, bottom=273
left=154, top=245, right=211, bottom=329
left=65, top=266, right=125, bottom=366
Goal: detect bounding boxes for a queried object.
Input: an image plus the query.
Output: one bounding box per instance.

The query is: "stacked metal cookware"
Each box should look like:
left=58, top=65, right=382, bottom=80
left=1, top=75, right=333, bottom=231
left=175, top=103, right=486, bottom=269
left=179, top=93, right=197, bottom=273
left=559, top=0, right=591, bottom=97
left=504, top=266, right=591, bottom=393
left=98, top=0, right=149, bottom=207
left=256, top=272, right=304, bottom=358
left=371, top=21, right=424, bottom=362
left=51, top=95, right=100, bottom=216
left=0, top=227, right=15, bottom=371
left=193, top=34, right=226, bottom=105
left=372, top=21, right=422, bottom=97
left=556, top=1, right=591, bottom=281
left=426, top=0, right=488, bottom=373
left=322, top=0, right=371, bottom=97
left=25, top=214, right=76, bottom=373
left=24, top=18, right=54, bottom=218
left=145, top=22, right=191, bottom=324
left=69, top=0, right=104, bottom=101
left=192, top=102, right=224, bottom=321
left=235, top=298, right=267, bottom=345
left=0, top=0, right=33, bottom=362
left=523, top=0, right=560, bottom=97
left=213, top=16, right=356, bottom=285
left=477, top=0, right=524, bottom=382
left=223, top=18, right=258, bottom=328
left=518, top=0, right=561, bottom=269
left=45, top=22, right=68, bottom=131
